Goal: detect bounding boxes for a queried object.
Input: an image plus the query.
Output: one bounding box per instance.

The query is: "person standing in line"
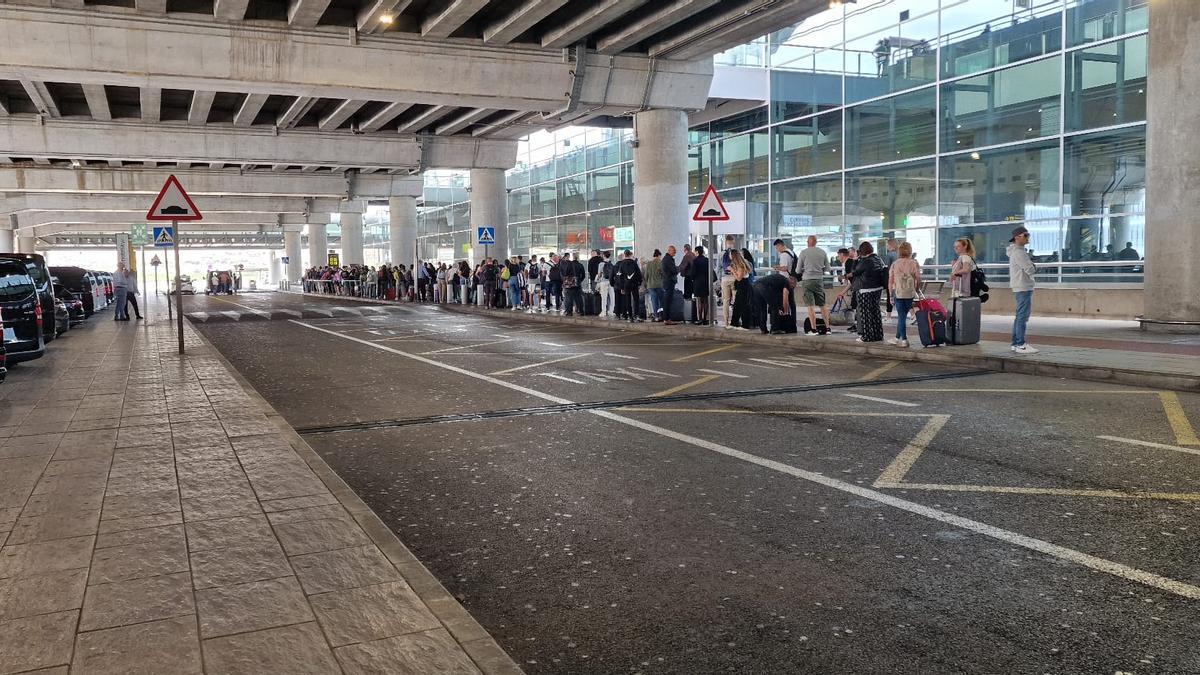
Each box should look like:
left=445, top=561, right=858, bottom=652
left=887, top=242, right=921, bottom=347
left=661, top=245, right=679, bottom=325
left=1007, top=225, right=1039, bottom=354
left=797, top=235, right=830, bottom=335
left=112, top=263, right=130, bottom=321
left=504, top=256, right=522, bottom=310
left=853, top=241, right=887, bottom=343
left=614, top=249, right=642, bottom=322
left=679, top=244, right=695, bottom=322
left=124, top=267, right=143, bottom=320
left=729, top=249, right=753, bottom=330
left=884, top=239, right=899, bottom=267
left=719, top=235, right=737, bottom=327
left=436, top=263, right=448, bottom=303
left=546, top=253, right=562, bottom=312
left=596, top=251, right=614, bottom=317
left=644, top=250, right=664, bottom=321
left=949, top=238, right=977, bottom=299
left=689, top=246, right=710, bottom=325
left=560, top=253, right=584, bottom=316
left=481, top=258, right=498, bottom=309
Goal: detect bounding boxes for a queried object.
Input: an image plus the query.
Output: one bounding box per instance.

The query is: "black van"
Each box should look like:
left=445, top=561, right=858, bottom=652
left=0, top=259, right=45, bottom=364
left=0, top=253, right=57, bottom=341
left=49, top=265, right=99, bottom=317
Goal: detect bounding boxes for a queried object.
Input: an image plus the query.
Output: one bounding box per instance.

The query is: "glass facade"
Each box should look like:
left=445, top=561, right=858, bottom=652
left=409, top=0, right=1147, bottom=284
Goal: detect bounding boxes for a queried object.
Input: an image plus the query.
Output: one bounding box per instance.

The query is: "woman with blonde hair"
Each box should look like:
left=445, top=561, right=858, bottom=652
left=887, top=241, right=921, bottom=347
left=729, top=249, right=754, bottom=329
left=949, top=237, right=977, bottom=298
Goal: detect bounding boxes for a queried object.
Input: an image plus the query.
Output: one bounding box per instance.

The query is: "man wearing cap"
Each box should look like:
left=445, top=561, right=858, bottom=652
left=1007, top=225, right=1038, bottom=354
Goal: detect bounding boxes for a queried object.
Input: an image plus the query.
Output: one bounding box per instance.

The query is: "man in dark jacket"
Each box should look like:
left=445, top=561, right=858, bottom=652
left=661, top=245, right=680, bottom=325
left=546, top=253, right=562, bottom=312
left=679, top=244, right=695, bottom=321
left=561, top=254, right=586, bottom=316
left=614, top=250, right=642, bottom=322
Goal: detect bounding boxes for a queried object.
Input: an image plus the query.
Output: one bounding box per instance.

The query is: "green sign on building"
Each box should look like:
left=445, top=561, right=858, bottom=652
left=130, top=223, right=150, bottom=246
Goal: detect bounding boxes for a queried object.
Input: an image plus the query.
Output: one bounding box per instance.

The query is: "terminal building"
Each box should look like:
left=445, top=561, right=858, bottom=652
left=0, top=0, right=1193, bottom=328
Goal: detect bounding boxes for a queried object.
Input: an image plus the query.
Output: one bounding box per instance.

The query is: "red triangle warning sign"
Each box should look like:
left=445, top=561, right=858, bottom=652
left=692, top=185, right=730, bottom=222
left=146, top=175, right=203, bottom=221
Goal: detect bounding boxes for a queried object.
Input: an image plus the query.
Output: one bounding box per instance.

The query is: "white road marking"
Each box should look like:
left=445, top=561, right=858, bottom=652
left=603, top=353, right=638, bottom=360
left=572, top=371, right=626, bottom=383
left=697, top=368, right=749, bottom=379
left=422, top=339, right=512, bottom=354
left=489, top=353, right=589, bottom=375
left=540, top=373, right=585, bottom=384
left=714, top=359, right=774, bottom=370
left=291, top=319, right=1200, bottom=602
left=540, top=342, right=563, bottom=347
left=1096, top=435, right=1200, bottom=458
left=624, top=366, right=676, bottom=377
left=844, top=393, right=920, bottom=407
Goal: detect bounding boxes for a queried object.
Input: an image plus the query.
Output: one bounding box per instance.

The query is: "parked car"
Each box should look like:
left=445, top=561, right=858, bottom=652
left=53, top=296, right=70, bottom=337
left=0, top=253, right=57, bottom=342
left=49, top=266, right=101, bottom=317
left=170, top=275, right=196, bottom=295
left=94, top=271, right=114, bottom=306
left=0, top=259, right=45, bottom=364
left=54, top=282, right=86, bottom=326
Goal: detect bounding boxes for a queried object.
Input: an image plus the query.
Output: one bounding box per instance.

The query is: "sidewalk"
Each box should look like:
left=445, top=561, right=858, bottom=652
left=0, top=300, right=519, bottom=674
left=297, top=291, right=1200, bottom=391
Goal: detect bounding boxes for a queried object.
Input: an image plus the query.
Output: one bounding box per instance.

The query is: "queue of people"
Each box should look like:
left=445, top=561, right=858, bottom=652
left=297, top=225, right=1036, bottom=353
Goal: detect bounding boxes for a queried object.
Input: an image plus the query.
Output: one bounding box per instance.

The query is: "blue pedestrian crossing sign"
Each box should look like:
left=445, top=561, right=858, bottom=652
left=477, top=226, right=496, bottom=245
left=153, top=226, right=175, bottom=247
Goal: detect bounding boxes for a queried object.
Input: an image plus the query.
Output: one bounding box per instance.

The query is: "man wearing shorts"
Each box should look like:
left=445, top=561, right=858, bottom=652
left=797, top=235, right=830, bottom=335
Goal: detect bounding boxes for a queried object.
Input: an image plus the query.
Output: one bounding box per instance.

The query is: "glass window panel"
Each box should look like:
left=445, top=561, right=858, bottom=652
left=688, top=142, right=711, bottom=194
left=937, top=220, right=1062, bottom=272
left=770, top=68, right=844, bottom=123
left=589, top=209, right=621, bottom=253
left=843, top=3, right=938, bottom=103
left=531, top=218, right=558, bottom=253
left=768, top=3, right=846, bottom=73
left=939, top=141, right=1062, bottom=226
left=557, top=175, right=586, bottom=215
left=711, top=131, right=770, bottom=189
left=773, top=110, right=842, bottom=180
left=507, top=224, right=530, bottom=257
left=588, top=165, right=624, bottom=211
left=531, top=183, right=557, bottom=219
left=845, top=160, right=937, bottom=245
left=845, top=87, right=936, bottom=167
left=586, top=136, right=621, bottom=170
left=1062, top=126, right=1145, bottom=271
left=1065, top=34, right=1146, bottom=131
left=449, top=202, right=469, bottom=233
left=709, top=107, right=769, bottom=138
left=507, top=166, right=529, bottom=189
left=559, top=215, right=586, bottom=254
left=556, top=142, right=585, bottom=177
left=1066, top=0, right=1148, bottom=47
left=773, top=175, right=845, bottom=259
left=940, top=0, right=1064, bottom=78
left=941, top=55, right=1062, bottom=152
left=508, top=188, right=531, bottom=224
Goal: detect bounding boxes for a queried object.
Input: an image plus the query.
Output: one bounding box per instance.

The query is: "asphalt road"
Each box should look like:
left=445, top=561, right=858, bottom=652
left=191, top=292, right=1200, bottom=675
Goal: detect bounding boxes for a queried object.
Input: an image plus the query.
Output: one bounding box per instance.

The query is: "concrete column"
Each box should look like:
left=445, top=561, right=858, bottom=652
left=17, top=235, right=36, bottom=255
left=0, top=229, right=13, bottom=253
left=340, top=211, right=364, bottom=265
left=389, top=196, right=418, bottom=268
left=470, top=168, right=507, bottom=259
left=1144, top=0, right=1200, bottom=330
left=308, top=218, right=328, bottom=268
left=270, top=250, right=283, bottom=284
left=633, top=108, right=690, bottom=259
left=284, top=231, right=302, bottom=283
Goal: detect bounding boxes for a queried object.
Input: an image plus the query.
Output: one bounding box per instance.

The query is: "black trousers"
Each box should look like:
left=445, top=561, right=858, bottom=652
left=126, top=294, right=141, bottom=318
left=661, top=282, right=676, bottom=321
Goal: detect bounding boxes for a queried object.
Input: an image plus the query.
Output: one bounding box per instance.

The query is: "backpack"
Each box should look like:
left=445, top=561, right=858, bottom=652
left=500, top=266, right=511, bottom=281
left=896, top=269, right=917, bottom=298
left=785, top=249, right=800, bottom=280
left=601, top=261, right=613, bottom=281
left=968, top=258, right=990, bottom=303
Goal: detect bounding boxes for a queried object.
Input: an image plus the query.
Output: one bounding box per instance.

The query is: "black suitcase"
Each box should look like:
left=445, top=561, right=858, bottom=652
left=667, top=289, right=685, bottom=322
left=803, top=317, right=829, bottom=335
left=916, top=309, right=948, bottom=347
left=950, top=296, right=982, bottom=345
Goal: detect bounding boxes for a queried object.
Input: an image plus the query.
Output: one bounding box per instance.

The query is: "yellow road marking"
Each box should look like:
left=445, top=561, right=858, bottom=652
left=875, top=482, right=1200, bottom=503
left=571, top=334, right=631, bottom=346
left=873, top=415, right=951, bottom=485
left=859, top=361, right=901, bottom=381
left=649, top=375, right=719, bottom=398
left=670, top=343, right=740, bottom=362
left=1159, top=392, right=1200, bottom=446
left=1097, top=435, right=1200, bottom=458
left=873, top=388, right=1157, bottom=394
left=488, top=353, right=589, bottom=375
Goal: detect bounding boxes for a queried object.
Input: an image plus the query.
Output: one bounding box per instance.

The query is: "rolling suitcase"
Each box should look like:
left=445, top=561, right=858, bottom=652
left=667, top=289, right=685, bottom=322
left=915, top=302, right=948, bottom=348
left=590, top=292, right=603, bottom=316
left=950, top=296, right=982, bottom=345
left=583, top=291, right=595, bottom=316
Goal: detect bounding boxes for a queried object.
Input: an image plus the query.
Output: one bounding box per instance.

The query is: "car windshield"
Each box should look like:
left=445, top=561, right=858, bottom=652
left=0, top=264, right=35, bottom=300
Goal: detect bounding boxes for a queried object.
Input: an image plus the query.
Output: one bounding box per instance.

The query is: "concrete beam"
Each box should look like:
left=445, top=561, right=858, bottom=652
left=648, top=0, right=824, bottom=60
left=21, top=214, right=312, bottom=236
left=82, top=84, right=112, bottom=121
left=318, top=100, right=367, bottom=131
left=20, top=79, right=59, bottom=117
left=134, top=0, right=166, bottom=14
left=36, top=222, right=304, bottom=235
left=189, top=90, right=216, bottom=125
left=277, top=96, right=316, bottom=129
left=470, top=110, right=532, bottom=137
left=421, top=0, right=489, bottom=39
left=234, top=93, right=269, bottom=127
left=483, top=0, right=569, bottom=45
left=140, top=87, right=160, bottom=123
left=435, top=108, right=492, bottom=136
left=0, top=118, right=517, bottom=171
left=396, top=105, right=454, bottom=134
left=359, top=102, right=412, bottom=132
left=213, top=0, right=250, bottom=21
left=0, top=166, right=423, bottom=200
left=287, top=0, right=332, bottom=27
left=0, top=193, right=345, bottom=214
left=542, top=0, right=648, bottom=49
left=0, top=7, right=713, bottom=112
left=596, top=0, right=723, bottom=55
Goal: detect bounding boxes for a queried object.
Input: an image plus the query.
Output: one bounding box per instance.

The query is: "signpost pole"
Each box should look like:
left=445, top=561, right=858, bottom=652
left=165, top=254, right=172, bottom=321
left=708, top=221, right=716, bottom=328
left=141, top=246, right=147, bottom=320
left=173, top=219, right=184, bottom=354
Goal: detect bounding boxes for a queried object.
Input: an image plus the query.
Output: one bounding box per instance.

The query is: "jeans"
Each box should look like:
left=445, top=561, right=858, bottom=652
left=1012, top=290, right=1033, bottom=347
left=114, top=287, right=128, bottom=319
left=508, top=281, right=522, bottom=308
left=546, top=281, right=561, bottom=309
left=894, top=298, right=912, bottom=340
left=648, top=287, right=663, bottom=317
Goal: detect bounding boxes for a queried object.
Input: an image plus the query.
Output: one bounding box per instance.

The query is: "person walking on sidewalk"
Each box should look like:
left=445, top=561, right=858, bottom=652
left=124, top=267, right=143, bottom=320
left=661, top=245, right=679, bottom=325
left=112, top=263, right=130, bottom=321
left=887, top=242, right=921, bottom=347
left=1007, top=225, right=1039, bottom=355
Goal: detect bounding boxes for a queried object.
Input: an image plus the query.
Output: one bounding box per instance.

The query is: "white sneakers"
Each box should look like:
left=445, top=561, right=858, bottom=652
left=1012, top=344, right=1040, bottom=354
left=887, top=338, right=909, bottom=347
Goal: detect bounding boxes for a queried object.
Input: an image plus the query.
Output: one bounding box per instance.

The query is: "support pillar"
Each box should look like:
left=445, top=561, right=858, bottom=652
left=633, top=108, right=690, bottom=259
left=0, top=229, right=13, bottom=253
left=284, top=231, right=302, bottom=283
left=308, top=217, right=328, bottom=268
left=17, top=235, right=36, bottom=255
left=340, top=211, right=364, bottom=265
left=1144, top=0, right=1200, bottom=331
left=389, top=196, right=417, bottom=268
left=470, top=169, right=507, bottom=260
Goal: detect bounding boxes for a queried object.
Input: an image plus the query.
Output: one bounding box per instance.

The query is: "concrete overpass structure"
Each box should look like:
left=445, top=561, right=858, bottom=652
left=0, top=0, right=826, bottom=281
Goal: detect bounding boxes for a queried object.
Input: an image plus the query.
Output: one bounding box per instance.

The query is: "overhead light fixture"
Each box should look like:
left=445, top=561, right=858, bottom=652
left=380, top=13, right=394, bottom=24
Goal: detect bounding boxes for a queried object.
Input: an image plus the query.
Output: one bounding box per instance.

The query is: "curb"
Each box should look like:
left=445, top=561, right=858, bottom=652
left=282, top=291, right=1199, bottom=393
left=186, top=318, right=524, bottom=675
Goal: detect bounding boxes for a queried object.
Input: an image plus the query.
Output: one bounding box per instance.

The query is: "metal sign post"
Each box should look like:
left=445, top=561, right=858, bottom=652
left=146, top=174, right=201, bottom=355
left=708, top=220, right=716, bottom=327
left=141, top=246, right=147, bottom=319
left=173, top=220, right=183, bottom=354
left=164, top=254, right=172, bottom=321
left=692, top=185, right=732, bottom=328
